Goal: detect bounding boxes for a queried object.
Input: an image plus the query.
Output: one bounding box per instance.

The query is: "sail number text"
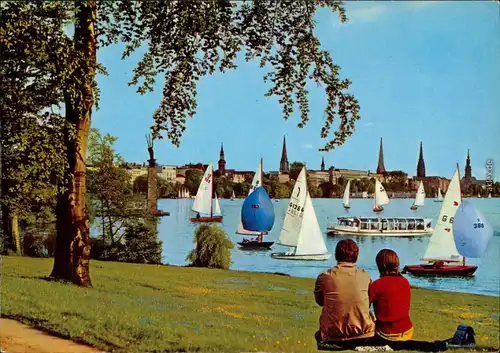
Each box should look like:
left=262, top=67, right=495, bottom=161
left=288, top=202, right=304, bottom=217
left=473, top=222, right=485, bottom=228
left=441, top=215, right=454, bottom=223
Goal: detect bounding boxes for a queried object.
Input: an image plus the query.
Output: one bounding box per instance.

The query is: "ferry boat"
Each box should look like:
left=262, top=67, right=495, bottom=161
left=327, top=217, right=433, bottom=237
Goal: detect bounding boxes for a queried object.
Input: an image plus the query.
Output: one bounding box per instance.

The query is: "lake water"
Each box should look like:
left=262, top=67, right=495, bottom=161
left=157, top=198, right=500, bottom=297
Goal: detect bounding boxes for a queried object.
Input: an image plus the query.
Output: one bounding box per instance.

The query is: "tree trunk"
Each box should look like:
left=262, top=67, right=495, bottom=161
left=11, top=214, right=21, bottom=255
left=50, top=1, right=96, bottom=287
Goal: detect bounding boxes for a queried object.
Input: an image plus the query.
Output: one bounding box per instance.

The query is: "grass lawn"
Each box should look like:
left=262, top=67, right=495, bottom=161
left=1, top=256, right=499, bottom=353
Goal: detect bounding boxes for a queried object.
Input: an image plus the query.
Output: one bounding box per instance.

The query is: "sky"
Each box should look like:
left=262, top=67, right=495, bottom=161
left=92, top=1, right=500, bottom=180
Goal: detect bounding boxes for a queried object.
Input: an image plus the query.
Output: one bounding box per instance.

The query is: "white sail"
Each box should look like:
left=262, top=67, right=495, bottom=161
left=214, top=193, right=222, bottom=215
left=192, top=163, right=213, bottom=215
left=414, top=181, right=426, bottom=207
left=423, top=167, right=462, bottom=261
left=452, top=200, right=493, bottom=258
left=437, top=188, right=443, bottom=201
left=295, top=193, right=329, bottom=256
left=178, top=189, right=182, bottom=198
left=277, top=167, right=308, bottom=247
left=187, top=189, right=190, bottom=198
left=488, top=193, right=492, bottom=199
left=231, top=190, right=235, bottom=199
left=343, top=180, right=351, bottom=208
left=236, top=159, right=263, bottom=235
left=375, top=179, right=389, bottom=206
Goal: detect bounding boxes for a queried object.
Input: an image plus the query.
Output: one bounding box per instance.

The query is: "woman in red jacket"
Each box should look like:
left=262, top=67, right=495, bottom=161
left=369, top=249, right=447, bottom=351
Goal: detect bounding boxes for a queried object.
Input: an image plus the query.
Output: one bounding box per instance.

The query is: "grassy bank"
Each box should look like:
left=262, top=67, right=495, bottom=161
left=1, top=256, right=498, bottom=353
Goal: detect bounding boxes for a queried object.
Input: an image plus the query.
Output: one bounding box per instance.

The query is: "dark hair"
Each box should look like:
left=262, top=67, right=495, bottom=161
left=335, top=239, right=359, bottom=263
left=376, top=249, right=400, bottom=276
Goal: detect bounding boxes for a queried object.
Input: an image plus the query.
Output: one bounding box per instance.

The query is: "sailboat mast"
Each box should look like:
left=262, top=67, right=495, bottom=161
left=260, top=157, right=263, bottom=182
left=456, top=162, right=466, bottom=265
left=209, top=164, right=213, bottom=217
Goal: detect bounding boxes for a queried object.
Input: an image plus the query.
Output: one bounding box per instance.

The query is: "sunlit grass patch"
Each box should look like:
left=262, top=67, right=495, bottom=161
left=1, top=256, right=499, bottom=353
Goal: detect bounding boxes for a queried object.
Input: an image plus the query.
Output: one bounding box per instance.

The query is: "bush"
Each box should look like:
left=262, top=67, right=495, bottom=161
left=22, top=224, right=56, bottom=257
left=186, top=224, right=234, bottom=270
left=120, top=222, right=163, bottom=264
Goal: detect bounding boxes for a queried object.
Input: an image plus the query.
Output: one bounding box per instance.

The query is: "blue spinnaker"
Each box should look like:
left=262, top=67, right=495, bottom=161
left=241, top=186, right=275, bottom=232
left=452, top=200, right=493, bottom=258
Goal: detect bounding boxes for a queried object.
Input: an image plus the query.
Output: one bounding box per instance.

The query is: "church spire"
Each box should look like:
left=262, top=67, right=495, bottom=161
left=321, top=156, right=325, bottom=171
left=376, top=137, right=386, bottom=174
left=279, top=135, right=289, bottom=173
left=219, top=142, right=224, bottom=158
left=218, top=142, right=226, bottom=175
left=416, top=141, right=426, bottom=177
left=464, top=148, right=472, bottom=180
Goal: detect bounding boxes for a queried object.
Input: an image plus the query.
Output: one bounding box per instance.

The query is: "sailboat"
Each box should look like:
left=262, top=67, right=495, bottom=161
left=231, top=190, right=236, bottom=201
left=271, top=167, right=331, bottom=261
left=488, top=193, right=492, bottom=199
left=236, top=159, right=274, bottom=248
left=410, top=181, right=425, bottom=211
left=434, top=188, right=443, bottom=202
left=178, top=189, right=182, bottom=199
left=402, top=164, right=478, bottom=276
left=239, top=186, right=275, bottom=249
left=189, top=163, right=223, bottom=223
left=373, top=179, right=389, bottom=212
left=453, top=200, right=493, bottom=258
left=342, top=180, right=351, bottom=209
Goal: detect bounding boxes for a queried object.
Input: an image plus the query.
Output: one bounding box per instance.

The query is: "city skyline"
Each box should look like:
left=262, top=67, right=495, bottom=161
left=92, top=1, right=500, bottom=180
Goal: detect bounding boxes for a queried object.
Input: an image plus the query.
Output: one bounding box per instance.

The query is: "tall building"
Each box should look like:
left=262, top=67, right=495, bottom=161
left=279, top=135, right=289, bottom=173
left=464, top=149, right=472, bottom=181
left=376, top=137, right=386, bottom=174
left=461, top=149, right=474, bottom=191
left=321, top=156, right=325, bottom=171
left=218, top=143, right=226, bottom=175
left=416, top=141, right=426, bottom=178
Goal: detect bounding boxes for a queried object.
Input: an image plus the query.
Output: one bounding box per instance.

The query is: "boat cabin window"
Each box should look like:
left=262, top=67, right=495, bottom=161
left=381, top=219, right=388, bottom=231
left=370, top=221, right=379, bottom=230
left=360, top=222, right=368, bottom=230
left=399, top=221, right=407, bottom=230
left=386, top=219, right=394, bottom=230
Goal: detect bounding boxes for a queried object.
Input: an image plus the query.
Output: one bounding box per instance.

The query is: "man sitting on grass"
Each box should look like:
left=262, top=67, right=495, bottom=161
left=314, top=239, right=375, bottom=349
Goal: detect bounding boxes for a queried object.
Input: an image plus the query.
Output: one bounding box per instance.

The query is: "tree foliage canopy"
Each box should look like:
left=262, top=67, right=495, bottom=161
left=97, top=0, right=359, bottom=150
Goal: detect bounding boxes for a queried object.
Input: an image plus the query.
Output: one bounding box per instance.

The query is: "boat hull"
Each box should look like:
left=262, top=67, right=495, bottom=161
left=326, top=227, right=433, bottom=237
left=237, top=241, right=274, bottom=249
left=189, top=216, right=223, bottom=223
left=271, top=252, right=332, bottom=261
left=402, top=264, right=478, bottom=276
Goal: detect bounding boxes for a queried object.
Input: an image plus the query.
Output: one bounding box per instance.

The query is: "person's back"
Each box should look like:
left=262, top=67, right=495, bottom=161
left=369, top=249, right=448, bottom=351
left=370, top=274, right=412, bottom=339
left=314, top=239, right=375, bottom=343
